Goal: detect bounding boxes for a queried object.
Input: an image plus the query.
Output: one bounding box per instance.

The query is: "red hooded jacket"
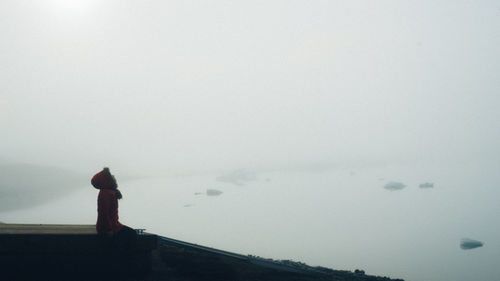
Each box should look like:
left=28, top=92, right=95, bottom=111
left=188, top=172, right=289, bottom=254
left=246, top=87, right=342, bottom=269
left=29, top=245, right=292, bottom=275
left=92, top=168, right=123, bottom=234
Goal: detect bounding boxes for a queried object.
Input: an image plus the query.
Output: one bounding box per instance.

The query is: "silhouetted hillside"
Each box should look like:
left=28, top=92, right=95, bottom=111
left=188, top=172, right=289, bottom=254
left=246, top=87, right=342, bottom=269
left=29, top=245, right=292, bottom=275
left=0, top=161, right=87, bottom=211
left=145, top=243, right=405, bottom=281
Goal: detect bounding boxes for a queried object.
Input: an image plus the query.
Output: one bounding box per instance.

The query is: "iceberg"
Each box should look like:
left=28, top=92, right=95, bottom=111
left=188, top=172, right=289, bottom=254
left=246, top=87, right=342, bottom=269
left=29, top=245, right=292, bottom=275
left=216, top=169, right=257, bottom=186
left=206, top=189, right=223, bottom=196
left=383, top=181, right=406, bottom=191
left=460, top=238, right=484, bottom=250
left=419, top=182, right=434, bottom=188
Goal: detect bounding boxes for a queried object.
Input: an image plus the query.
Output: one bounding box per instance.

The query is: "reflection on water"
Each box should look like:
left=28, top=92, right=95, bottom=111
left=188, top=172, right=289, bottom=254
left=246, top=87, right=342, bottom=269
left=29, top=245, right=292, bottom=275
left=1, top=162, right=498, bottom=281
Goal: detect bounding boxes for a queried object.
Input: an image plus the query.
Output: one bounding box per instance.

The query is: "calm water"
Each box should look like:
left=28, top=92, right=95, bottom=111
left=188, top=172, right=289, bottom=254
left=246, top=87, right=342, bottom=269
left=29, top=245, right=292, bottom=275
left=2, top=162, right=499, bottom=281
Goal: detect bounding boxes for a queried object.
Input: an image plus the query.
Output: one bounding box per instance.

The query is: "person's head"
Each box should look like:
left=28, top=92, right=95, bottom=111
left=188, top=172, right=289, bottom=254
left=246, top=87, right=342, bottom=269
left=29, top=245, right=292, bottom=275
left=92, top=167, right=122, bottom=199
left=91, top=167, right=118, bottom=190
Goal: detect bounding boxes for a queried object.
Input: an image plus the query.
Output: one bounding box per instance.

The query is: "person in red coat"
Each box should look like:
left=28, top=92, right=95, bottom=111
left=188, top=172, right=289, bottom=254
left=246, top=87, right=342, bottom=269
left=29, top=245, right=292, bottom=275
left=92, top=167, right=137, bottom=249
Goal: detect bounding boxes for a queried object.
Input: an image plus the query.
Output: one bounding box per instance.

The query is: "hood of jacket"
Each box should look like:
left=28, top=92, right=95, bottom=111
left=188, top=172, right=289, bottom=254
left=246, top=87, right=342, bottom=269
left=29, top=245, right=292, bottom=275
left=91, top=167, right=117, bottom=190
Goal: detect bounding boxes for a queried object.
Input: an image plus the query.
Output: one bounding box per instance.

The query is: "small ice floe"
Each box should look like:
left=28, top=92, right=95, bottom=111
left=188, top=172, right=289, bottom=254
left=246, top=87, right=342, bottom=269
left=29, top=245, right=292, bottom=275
left=460, top=238, right=484, bottom=250
left=206, top=189, right=223, bottom=196
left=183, top=204, right=194, bottom=207
left=384, top=181, right=406, bottom=191
left=194, top=192, right=202, bottom=195
left=419, top=182, right=434, bottom=188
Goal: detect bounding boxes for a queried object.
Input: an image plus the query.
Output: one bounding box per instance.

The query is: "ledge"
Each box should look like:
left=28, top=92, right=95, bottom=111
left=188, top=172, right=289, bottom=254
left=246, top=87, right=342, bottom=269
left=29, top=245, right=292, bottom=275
left=0, top=224, right=157, bottom=254
left=0, top=224, right=157, bottom=279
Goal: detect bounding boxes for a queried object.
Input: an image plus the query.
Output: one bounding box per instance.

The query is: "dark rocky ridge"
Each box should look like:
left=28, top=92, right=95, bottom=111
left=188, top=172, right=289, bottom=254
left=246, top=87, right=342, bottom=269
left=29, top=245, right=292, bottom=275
left=0, top=223, right=404, bottom=281
left=144, top=243, right=404, bottom=281
left=4, top=244, right=404, bottom=281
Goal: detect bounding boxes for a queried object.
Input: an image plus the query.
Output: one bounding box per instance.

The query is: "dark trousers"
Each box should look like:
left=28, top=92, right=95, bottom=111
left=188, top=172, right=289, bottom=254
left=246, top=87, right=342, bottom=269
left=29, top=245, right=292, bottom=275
left=110, top=226, right=139, bottom=276
left=113, top=225, right=138, bottom=253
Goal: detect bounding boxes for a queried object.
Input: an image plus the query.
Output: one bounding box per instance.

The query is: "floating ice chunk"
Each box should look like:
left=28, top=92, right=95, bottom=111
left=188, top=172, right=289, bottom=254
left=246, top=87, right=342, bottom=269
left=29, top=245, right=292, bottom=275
left=460, top=238, right=484, bottom=250
left=419, top=182, right=434, bottom=188
left=383, top=181, right=406, bottom=191
left=206, top=189, right=223, bottom=196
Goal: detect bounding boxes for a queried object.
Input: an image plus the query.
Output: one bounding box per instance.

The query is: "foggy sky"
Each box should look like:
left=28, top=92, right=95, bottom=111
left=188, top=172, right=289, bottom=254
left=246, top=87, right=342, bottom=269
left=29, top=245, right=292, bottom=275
left=1, top=3, right=500, bottom=281
left=1, top=1, right=499, bottom=174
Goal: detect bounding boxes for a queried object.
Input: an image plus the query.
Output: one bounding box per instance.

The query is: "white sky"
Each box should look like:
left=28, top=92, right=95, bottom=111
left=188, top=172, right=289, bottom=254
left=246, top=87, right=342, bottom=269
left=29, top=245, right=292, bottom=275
left=1, top=0, right=499, bottom=174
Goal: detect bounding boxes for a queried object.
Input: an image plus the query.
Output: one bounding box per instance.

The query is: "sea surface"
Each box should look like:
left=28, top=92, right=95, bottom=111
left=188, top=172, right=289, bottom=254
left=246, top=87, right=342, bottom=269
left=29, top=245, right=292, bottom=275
left=2, top=162, right=499, bottom=281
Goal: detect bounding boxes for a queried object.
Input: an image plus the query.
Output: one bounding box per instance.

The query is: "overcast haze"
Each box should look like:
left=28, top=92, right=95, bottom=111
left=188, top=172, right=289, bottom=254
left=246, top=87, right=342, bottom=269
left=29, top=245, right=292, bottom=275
left=2, top=0, right=498, bottom=173
left=1, top=1, right=500, bottom=281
